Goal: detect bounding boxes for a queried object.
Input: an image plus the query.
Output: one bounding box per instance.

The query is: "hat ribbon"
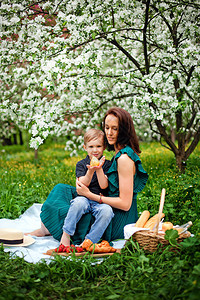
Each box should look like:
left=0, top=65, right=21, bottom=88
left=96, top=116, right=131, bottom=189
left=0, top=238, right=23, bottom=245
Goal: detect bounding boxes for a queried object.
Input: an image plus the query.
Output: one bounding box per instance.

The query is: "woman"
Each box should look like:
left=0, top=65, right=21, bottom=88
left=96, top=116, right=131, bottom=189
left=28, top=107, right=148, bottom=244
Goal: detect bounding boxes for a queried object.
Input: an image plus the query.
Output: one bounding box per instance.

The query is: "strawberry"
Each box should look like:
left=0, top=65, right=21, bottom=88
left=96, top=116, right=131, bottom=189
left=76, top=246, right=84, bottom=253
left=54, top=244, right=84, bottom=253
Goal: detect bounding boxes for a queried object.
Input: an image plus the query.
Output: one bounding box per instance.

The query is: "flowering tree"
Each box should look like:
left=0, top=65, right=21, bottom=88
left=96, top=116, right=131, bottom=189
left=0, top=0, right=199, bottom=172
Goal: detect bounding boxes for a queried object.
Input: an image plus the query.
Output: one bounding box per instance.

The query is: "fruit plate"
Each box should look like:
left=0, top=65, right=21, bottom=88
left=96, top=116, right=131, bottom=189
left=44, top=248, right=121, bottom=258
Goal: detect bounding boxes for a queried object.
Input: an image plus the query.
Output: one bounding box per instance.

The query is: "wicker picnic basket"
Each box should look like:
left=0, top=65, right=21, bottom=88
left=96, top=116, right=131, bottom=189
left=132, top=188, right=191, bottom=252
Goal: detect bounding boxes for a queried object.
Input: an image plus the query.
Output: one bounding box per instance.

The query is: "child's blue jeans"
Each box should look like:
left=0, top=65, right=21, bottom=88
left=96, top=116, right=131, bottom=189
left=62, top=196, right=114, bottom=243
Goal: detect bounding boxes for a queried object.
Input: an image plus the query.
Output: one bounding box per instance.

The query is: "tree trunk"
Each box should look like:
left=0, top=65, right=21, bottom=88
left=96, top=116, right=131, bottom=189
left=19, top=130, right=23, bottom=145
left=2, top=137, right=12, bottom=145
left=175, top=155, right=186, bottom=173
left=13, top=134, right=17, bottom=145
left=34, top=149, right=38, bottom=160
left=154, top=118, right=200, bottom=173
left=171, top=128, right=176, bottom=143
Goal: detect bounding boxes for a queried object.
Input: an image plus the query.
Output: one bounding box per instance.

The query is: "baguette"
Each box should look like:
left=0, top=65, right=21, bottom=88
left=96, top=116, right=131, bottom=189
left=135, top=210, right=150, bottom=228
left=144, top=213, right=165, bottom=230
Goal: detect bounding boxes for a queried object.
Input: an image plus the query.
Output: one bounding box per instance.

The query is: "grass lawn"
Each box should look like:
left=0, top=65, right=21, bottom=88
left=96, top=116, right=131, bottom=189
left=0, top=142, right=200, bottom=299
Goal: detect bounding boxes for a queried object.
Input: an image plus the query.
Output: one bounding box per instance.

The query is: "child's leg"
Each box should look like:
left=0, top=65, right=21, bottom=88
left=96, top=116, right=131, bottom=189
left=61, top=196, right=90, bottom=245
left=60, top=232, right=71, bottom=247
left=85, top=202, right=114, bottom=243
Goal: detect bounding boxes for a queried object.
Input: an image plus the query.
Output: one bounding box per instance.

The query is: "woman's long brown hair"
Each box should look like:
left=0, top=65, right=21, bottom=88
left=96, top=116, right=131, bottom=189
left=102, top=107, right=141, bottom=155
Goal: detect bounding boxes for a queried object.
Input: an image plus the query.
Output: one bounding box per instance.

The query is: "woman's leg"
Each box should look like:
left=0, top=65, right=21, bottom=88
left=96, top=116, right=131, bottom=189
left=40, top=183, right=78, bottom=241
left=25, top=222, right=50, bottom=237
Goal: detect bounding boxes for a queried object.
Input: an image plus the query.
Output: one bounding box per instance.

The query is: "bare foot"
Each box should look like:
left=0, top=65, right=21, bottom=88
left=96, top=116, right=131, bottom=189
left=25, top=222, right=51, bottom=237
left=25, top=228, right=47, bottom=237
left=60, top=232, right=70, bottom=247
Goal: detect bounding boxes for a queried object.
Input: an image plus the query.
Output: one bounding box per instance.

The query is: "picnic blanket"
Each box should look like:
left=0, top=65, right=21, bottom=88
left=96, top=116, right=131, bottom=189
left=0, top=204, right=126, bottom=263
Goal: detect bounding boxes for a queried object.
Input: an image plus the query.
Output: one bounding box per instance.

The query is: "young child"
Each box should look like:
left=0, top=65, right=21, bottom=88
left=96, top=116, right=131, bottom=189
left=60, top=128, right=113, bottom=246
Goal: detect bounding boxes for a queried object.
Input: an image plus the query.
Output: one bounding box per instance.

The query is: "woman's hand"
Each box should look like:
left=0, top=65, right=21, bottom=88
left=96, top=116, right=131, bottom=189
left=76, top=178, right=91, bottom=198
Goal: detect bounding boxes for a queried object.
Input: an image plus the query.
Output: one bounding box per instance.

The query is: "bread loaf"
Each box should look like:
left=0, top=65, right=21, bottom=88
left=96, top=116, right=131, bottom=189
left=162, top=222, right=173, bottom=232
left=82, top=239, right=116, bottom=253
left=135, top=210, right=150, bottom=228
left=144, top=213, right=165, bottom=230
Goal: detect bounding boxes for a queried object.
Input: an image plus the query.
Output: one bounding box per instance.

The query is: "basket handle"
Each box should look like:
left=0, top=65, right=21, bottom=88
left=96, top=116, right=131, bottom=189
left=154, top=188, right=166, bottom=234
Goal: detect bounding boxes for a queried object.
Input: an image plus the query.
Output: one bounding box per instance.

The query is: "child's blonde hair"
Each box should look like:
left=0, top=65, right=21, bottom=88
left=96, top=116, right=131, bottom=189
left=84, top=128, right=105, bottom=145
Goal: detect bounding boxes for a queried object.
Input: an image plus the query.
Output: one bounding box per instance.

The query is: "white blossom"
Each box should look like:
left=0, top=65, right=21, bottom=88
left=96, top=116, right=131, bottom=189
left=0, top=0, right=199, bottom=155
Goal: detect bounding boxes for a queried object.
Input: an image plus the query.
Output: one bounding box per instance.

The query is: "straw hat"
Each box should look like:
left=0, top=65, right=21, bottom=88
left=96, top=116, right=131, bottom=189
left=0, top=228, right=35, bottom=247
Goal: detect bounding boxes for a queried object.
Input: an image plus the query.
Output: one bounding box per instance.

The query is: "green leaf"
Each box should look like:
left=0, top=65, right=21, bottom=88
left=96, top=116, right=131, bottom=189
left=164, top=229, right=179, bottom=246
left=139, top=254, right=149, bottom=264
left=91, top=32, right=96, bottom=39
left=106, top=295, right=120, bottom=299
left=192, top=264, right=200, bottom=276
left=180, top=235, right=200, bottom=248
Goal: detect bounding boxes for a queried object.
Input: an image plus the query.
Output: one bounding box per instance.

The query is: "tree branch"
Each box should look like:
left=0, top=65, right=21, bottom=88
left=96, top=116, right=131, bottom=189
left=154, top=119, right=179, bottom=155
left=53, top=0, right=64, bottom=14
left=143, top=0, right=151, bottom=74
left=121, top=36, right=143, bottom=43
left=186, top=110, right=197, bottom=131
left=63, top=92, right=139, bottom=117
left=184, top=126, right=200, bottom=160
left=150, top=4, right=174, bottom=37
left=111, top=7, right=115, bottom=28
left=107, top=38, right=145, bottom=75
left=185, top=89, right=200, bottom=110
left=186, top=66, right=195, bottom=86
left=159, top=137, right=173, bottom=152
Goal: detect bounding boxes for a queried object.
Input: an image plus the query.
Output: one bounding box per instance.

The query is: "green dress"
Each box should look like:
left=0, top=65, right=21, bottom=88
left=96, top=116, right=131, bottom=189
left=40, top=146, right=148, bottom=244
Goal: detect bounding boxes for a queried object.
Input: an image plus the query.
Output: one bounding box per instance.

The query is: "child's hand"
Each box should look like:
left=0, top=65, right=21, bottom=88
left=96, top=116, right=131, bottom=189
left=87, top=156, right=105, bottom=170
left=99, top=156, right=105, bottom=167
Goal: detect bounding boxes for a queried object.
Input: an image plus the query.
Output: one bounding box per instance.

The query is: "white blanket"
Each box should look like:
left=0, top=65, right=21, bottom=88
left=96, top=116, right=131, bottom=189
left=0, top=204, right=126, bottom=263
